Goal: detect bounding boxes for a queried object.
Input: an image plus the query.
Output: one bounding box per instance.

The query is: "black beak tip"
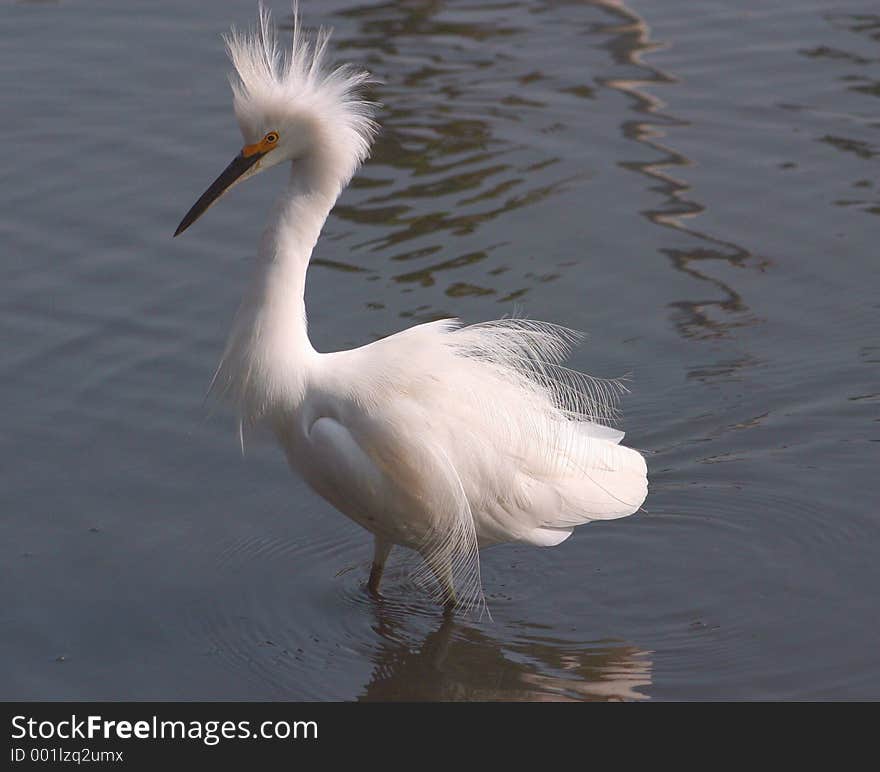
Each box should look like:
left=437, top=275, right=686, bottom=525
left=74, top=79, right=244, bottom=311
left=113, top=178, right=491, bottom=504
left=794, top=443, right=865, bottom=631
left=173, top=209, right=199, bottom=238
left=174, top=211, right=198, bottom=238
left=172, top=151, right=261, bottom=241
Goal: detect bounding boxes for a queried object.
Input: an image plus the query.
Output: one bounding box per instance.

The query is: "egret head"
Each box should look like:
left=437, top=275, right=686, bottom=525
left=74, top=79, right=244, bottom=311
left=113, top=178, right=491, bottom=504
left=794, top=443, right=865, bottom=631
left=175, top=6, right=378, bottom=237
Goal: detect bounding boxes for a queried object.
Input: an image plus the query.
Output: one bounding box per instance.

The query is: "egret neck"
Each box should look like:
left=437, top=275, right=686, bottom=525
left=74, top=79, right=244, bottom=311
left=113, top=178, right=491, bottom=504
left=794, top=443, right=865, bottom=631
left=215, top=153, right=342, bottom=423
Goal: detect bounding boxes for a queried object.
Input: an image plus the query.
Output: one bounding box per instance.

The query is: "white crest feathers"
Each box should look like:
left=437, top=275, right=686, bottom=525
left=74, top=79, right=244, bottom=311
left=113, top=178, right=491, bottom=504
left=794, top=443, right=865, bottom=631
left=224, top=4, right=378, bottom=175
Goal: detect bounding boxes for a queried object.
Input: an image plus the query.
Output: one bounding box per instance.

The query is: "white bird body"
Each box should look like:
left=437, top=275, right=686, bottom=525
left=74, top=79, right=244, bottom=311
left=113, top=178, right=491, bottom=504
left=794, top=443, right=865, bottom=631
left=176, top=8, right=648, bottom=611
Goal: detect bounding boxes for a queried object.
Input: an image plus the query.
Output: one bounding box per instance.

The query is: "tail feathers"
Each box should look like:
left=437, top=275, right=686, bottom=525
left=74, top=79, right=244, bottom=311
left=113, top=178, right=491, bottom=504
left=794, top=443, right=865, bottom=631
left=528, top=526, right=574, bottom=547
left=518, top=442, right=647, bottom=545
left=577, top=421, right=625, bottom=444
left=565, top=440, right=647, bottom=521
left=560, top=464, right=647, bottom=522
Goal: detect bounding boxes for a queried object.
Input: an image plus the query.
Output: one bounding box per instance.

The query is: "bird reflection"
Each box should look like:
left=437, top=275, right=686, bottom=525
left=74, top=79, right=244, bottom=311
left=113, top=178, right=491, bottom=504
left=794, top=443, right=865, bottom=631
left=359, top=604, right=652, bottom=702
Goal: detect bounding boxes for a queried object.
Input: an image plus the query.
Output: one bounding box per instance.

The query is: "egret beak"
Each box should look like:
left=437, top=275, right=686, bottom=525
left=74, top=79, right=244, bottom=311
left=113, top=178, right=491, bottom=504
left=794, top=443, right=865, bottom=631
left=173, top=149, right=266, bottom=237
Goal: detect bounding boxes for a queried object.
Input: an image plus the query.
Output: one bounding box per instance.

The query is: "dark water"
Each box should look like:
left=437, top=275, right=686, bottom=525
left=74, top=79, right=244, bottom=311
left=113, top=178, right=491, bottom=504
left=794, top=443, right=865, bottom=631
left=2, top=0, right=878, bottom=700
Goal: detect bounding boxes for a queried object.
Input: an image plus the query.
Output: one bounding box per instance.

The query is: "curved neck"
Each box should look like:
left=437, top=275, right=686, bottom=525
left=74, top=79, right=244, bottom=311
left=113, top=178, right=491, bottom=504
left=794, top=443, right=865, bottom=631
left=256, top=159, right=340, bottom=347
left=216, top=158, right=340, bottom=420
left=264, top=156, right=343, bottom=263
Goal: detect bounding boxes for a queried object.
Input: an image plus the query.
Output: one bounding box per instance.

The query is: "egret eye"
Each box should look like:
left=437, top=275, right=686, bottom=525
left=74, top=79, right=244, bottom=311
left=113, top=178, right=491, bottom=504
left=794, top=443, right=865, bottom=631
left=265, top=132, right=279, bottom=144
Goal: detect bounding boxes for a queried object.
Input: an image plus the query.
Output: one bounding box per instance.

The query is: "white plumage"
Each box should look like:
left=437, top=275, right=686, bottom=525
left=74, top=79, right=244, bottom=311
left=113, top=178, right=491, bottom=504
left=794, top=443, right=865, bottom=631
left=175, top=7, right=648, bottom=613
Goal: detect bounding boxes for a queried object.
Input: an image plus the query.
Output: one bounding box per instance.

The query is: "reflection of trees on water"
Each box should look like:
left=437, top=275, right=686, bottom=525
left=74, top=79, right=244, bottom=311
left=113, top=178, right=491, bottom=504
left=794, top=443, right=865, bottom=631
left=592, top=0, right=765, bottom=341
left=359, top=609, right=652, bottom=701
left=283, top=1, right=583, bottom=309
left=801, top=13, right=880, bottom=216
left=283, top=0, right=767, bottom=341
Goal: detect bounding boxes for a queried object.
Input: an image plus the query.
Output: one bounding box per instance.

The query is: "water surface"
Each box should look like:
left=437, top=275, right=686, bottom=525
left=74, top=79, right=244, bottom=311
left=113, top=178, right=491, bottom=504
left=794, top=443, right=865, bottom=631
left=2, top=0, right=878, bottom=700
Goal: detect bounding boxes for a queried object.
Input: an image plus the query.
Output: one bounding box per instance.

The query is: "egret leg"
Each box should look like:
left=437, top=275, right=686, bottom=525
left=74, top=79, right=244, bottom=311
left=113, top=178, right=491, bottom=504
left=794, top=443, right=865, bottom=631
left=420, top=549, right=458, bottom=612
left=368, top=537, right=392, bottom=595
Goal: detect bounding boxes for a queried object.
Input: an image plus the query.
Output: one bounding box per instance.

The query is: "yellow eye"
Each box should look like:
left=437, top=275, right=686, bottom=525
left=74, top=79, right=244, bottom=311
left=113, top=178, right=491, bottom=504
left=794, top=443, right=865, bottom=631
left=265, top=132, right=279, bottom=144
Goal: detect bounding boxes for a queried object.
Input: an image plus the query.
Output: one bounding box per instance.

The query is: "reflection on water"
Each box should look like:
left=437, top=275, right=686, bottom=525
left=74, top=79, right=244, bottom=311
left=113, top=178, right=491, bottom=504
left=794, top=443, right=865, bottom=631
left=801, top=13, right=880, bottom=217
left=298, top=0, right=771, bottom=341
left=283, top=0, right=589, bottom=314
left=593, top=0, right=764, bottom=342
left=193, top=533, right=653, bottom=701
left=361, top=610, right=651, bottom=702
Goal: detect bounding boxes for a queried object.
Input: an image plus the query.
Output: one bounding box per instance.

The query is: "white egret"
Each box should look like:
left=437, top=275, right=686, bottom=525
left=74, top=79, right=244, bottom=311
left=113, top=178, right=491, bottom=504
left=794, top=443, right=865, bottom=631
left=174, top=8, right=648, bottom=612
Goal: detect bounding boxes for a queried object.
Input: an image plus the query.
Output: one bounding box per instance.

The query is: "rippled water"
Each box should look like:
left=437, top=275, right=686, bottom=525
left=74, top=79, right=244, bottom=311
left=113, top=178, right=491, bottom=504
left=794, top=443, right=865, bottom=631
left=2, top=0, right=878, bottom=700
